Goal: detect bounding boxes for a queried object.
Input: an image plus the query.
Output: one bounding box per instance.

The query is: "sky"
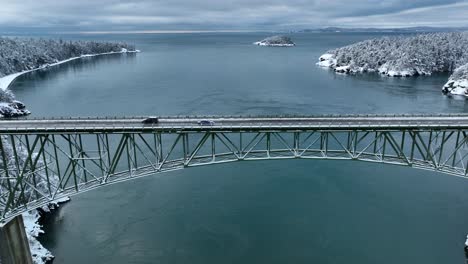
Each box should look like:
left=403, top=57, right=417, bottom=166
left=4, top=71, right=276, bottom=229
left=0, top=0, right=468, bottom=32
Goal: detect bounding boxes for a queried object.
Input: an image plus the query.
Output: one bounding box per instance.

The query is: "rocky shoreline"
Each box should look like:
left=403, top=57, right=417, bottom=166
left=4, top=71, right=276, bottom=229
left=317, top=32, right=468, bottom=96
left=442, top=64, right=468, bottom=95
left=23, top=198, right=70, bottom=264
left=0, top=37, right=138, bottom=118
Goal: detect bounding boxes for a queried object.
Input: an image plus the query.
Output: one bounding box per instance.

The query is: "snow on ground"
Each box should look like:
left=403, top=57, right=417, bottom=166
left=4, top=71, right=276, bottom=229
left=317, top=53, right=336, bottom=68
left=0, top=72, right=27, bottom=91
left=0, top=48, right=139, bottom=117
left=317, top=32, right=468, bottom=97
left=23, top=197, right=70, bottom=264
left=0, top=39, right=139, bottom=263
left=0, top=102, right=30, bottom=118
left=443, top=64, right=468, bottom=96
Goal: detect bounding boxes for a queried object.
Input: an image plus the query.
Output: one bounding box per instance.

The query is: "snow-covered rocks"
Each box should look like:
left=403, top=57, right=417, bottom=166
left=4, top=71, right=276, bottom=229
left=318, top=54, right=336, bottom=68
left=335, top=65, right=351, bottom=74
left=0, top=101, right=30, bottom=118
left=442, top=63, right=468, bottom=95
left=23, top=210, right=54, bottom=264
left=23, top=197, right=70, bottom=264
left=254, top=35, right=295, bottom=47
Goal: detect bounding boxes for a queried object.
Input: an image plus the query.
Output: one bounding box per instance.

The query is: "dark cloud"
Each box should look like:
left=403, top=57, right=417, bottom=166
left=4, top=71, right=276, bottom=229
left=0, top=0, right=466, bottom=32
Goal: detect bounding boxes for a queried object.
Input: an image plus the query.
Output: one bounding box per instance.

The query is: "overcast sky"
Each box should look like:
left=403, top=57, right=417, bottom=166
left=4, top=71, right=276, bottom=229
left=1, top=0, right=468, bottom=32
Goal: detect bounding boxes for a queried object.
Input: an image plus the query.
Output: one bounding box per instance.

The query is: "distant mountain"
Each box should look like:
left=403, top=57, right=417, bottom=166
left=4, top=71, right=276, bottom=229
left=297, top=27, right=468, bottom=33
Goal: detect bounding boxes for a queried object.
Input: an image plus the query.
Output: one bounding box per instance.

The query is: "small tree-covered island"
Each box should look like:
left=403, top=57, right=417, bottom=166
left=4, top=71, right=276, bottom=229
left=0, top=37, right=137, bottom=117
left=318, top=32, right=468, bottom=96
left=254, top=35, right=296, bottom=47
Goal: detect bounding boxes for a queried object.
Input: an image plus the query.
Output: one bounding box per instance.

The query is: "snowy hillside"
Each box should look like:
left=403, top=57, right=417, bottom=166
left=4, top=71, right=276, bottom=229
left=318, top=32, right=468, bottom=95
left=0, top=37, right=135, bottom=117
left=0, top=38, right=134, bottom=78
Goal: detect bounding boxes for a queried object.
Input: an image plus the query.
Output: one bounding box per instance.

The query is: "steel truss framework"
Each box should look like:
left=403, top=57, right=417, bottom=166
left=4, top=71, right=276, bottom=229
left=1, top=127, right=468, bottom=222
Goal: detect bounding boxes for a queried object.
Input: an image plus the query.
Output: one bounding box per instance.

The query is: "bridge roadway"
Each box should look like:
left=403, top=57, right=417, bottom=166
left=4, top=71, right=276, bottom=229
left=1, top=114, right=468, bottom=133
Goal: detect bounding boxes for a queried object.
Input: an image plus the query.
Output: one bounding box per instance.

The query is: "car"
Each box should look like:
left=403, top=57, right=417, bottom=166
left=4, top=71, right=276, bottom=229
left=198, top=120, right=215, bottom=126
left=142, top=117, right=159, bottom=124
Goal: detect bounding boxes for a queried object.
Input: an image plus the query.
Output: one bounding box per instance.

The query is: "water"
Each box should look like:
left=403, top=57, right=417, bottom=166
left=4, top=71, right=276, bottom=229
left=9, top=32, right=468, bottom=263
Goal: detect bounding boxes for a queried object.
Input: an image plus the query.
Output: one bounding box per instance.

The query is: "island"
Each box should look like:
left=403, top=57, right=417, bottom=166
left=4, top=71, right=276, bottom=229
left=254, top=35, right=295, bottom=47
left=0, top=37, right=138, bottom=117
left=317, top=32, right=468, bottom=96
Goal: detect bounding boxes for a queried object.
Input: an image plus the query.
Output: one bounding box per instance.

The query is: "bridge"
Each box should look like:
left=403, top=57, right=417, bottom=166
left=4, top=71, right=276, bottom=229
left=2, top=114, right=468, bottom=262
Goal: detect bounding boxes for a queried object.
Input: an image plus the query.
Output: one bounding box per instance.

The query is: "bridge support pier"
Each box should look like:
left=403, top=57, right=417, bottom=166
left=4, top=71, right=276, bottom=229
left=0, top=215, right=33, bottom=264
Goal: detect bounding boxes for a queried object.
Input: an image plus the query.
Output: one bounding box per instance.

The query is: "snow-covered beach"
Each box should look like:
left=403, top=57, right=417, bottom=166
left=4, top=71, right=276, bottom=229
left=0, top=49, right=139, bottom=91
left=317, top=32, right=468, bottom=96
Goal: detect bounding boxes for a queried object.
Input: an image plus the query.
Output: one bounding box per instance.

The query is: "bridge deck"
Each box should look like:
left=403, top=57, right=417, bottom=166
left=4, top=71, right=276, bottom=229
left=1, top=115, right=468, bottom=133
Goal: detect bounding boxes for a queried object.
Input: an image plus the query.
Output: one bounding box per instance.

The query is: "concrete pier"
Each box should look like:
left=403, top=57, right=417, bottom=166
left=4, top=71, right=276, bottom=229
left=0, top=215, right=33, bottom=264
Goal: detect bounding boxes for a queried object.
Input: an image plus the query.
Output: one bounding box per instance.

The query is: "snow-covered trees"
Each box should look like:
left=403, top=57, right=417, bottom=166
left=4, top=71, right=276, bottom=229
left=317, top=32, right=468, bottom=96
left=0, top=37, right=135, bottom=117
left=254, top=35, right=296, bottom=47
left=0, top=37, right=134, bottom=78
left=318, top=32, right=468, bottom=76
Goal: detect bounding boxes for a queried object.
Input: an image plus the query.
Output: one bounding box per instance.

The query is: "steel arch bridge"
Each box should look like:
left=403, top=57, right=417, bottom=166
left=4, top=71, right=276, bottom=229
left=2, top=114, right=468, bottom=222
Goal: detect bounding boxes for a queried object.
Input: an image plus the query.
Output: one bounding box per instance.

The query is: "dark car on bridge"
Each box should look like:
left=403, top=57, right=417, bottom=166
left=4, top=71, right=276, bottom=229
left=142, top=117, right=159, bottom=124
left=198, top=120, right=215, bottom=126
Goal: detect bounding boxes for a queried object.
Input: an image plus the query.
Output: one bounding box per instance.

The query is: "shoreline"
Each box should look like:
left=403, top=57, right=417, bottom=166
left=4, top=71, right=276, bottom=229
left=317, top=53, right=468, bottom=95
left=0, top=48, right=139, bottom=263
left=0, top=49, right=140, bottom=91
left=23, top=197, right=70, bottom=264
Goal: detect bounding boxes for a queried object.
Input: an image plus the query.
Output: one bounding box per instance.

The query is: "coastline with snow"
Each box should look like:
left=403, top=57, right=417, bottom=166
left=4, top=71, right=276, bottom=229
left=0, top=48, right=140, bottom=92
left=23, top=197, right=70, bottom=264
left=317, top=32, right=468, bottom=96
left=0, top=48, right=139, bottom=118
left=442, top=64, right=468, bottom=96
left=0, top=38, right=139, bottom=263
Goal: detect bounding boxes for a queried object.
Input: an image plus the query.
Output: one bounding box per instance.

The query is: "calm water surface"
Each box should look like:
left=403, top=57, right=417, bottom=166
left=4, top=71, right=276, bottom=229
left=10, top=32, right=468, bottom=263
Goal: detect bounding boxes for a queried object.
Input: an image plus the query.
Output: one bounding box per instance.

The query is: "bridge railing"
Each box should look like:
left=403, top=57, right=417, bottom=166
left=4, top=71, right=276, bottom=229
left=4, top=113, right=468, bottom=121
